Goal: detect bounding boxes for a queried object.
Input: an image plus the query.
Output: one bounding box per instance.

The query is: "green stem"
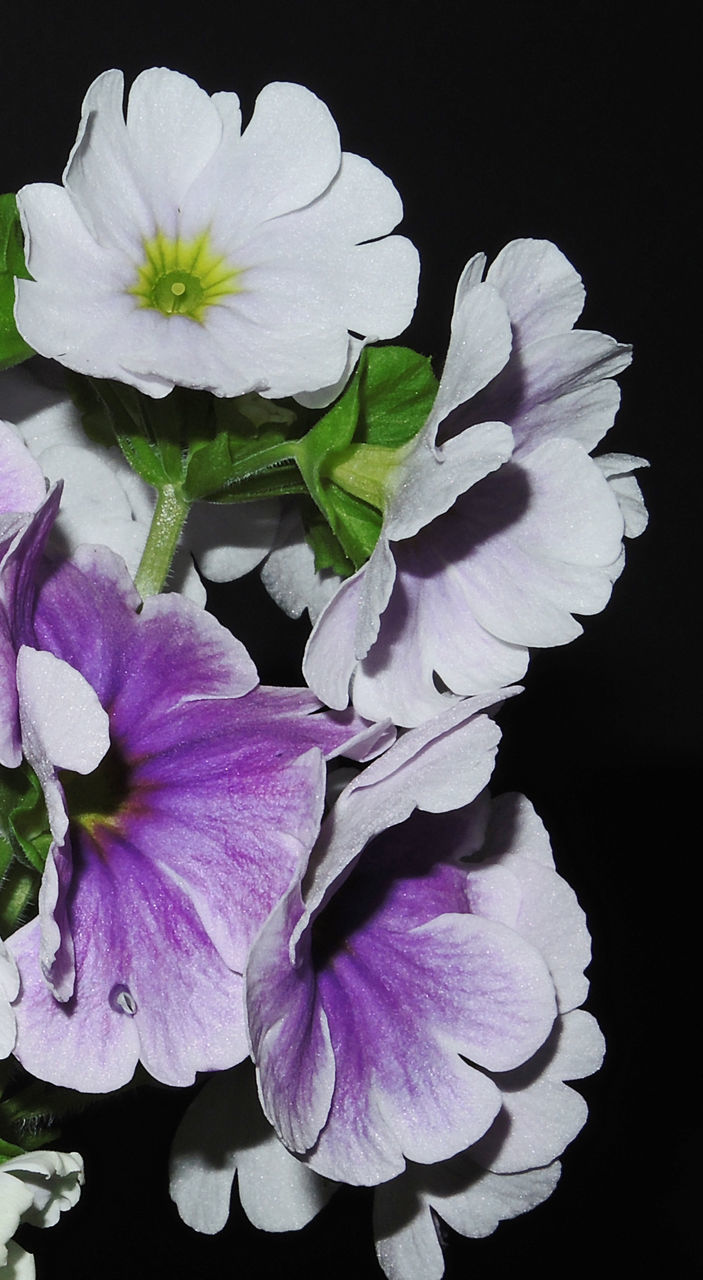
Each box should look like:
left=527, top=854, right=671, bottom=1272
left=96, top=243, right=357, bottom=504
left=134, top=485, right=190, bottom=599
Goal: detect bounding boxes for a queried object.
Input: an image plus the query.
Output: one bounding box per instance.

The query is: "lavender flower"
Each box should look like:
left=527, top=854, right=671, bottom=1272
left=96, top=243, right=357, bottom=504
left=171, top=778, right=601, bottom=1280
left=301, top=239, right=647, bottom=725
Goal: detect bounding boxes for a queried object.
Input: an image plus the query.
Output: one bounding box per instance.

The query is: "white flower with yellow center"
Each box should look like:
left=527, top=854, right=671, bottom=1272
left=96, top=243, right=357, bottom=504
left=14, top=68, right=420, bottom=401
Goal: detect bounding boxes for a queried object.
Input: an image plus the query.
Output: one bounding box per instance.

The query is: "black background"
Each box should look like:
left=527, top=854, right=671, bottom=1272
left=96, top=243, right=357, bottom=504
left=2, top=2, right=695, bottom=1276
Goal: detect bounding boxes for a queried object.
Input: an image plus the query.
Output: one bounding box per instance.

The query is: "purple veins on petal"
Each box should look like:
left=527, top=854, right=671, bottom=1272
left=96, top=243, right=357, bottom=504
left=6, top=524, right=374, bottom=1092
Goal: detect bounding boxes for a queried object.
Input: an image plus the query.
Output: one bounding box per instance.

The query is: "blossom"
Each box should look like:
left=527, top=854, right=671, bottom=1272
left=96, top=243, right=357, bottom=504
left=298, top=239, right=647, bottom=726
left=2, top=490, right=390, bottom=1092
left=14, top=69, right=419, bottom=402
left=170, top=787, right=602, bottom=1279
left=246, top=698, right=566, bottom=1185
left=1, top=365, right=280, bottom=604
left=0, top=1149, right=84, bottom=1278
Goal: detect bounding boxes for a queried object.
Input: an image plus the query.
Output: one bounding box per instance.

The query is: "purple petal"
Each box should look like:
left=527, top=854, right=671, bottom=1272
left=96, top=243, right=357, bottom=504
left=10, top=835, right=249, bottom=1090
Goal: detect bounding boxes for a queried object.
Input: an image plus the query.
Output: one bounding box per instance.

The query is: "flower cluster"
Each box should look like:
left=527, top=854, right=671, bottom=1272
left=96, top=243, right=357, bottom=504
left=0, top=66, right=645, bottom=1277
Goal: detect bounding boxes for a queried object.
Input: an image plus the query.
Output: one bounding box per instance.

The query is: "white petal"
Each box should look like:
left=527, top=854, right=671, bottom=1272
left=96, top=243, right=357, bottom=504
left=486, top=238, right=586, bottom=344
left=16, top=647, right=109, bottom=777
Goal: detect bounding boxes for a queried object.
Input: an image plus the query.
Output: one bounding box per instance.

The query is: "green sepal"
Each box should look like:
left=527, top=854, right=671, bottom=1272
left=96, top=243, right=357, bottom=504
left=6, top=765, right=51, bottom=876
left=350, top=344, right=439, bottom=447
left=184, top=399, right=299, bottom=502
left=301, top=501, right=355, bottom=578
left=0, top=764, right=48, bottom=938
left=0, top=193, right=34, bottom=371
left=292, top=346, right=437, bottom=572
left=69, top=376, right=199, bottom=488
left=69, top=374, right=308, bottom=505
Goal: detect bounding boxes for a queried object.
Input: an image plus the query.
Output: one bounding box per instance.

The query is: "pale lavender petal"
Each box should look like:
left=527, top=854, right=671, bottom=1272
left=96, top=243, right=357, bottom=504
left=476, top=793, right=592, bottom=1011
left=450, top=329, right=632, bottom=455
left=299, top=696, right=510, bottom=921
left=348, top=570, right=528, bottom=728
left=374, top=1159, right=561, bottom=1279
left=485, top=238, right=586, bottom=345
left=0, top=422, right=46, bottom=514
left=260, top=505, right=341, bottom=622
left=595, top=452, right=649, bottom=536
left=170, top=1065, right=334, bottom=1235
left=470, top=1010, right=604, bottom=1173
left=419, top=269, right=512, bottom=446
left=303, top=570, right=367, bottom=709
left=385, top=420, right=514, bottom=545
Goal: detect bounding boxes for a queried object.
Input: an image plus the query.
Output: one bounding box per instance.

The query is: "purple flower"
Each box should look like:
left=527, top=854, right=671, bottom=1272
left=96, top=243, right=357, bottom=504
left=246, top=698, right=570, bottom=1185
left=170, top=788, right=601, bottom=1278
left=3, top=496, right=387, bottom=1091
left=301, top=239, right=647, bottom=726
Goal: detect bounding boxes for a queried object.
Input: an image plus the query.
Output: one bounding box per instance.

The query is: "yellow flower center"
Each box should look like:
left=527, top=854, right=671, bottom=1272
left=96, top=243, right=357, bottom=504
left=129, top=229, right=242, bottom=323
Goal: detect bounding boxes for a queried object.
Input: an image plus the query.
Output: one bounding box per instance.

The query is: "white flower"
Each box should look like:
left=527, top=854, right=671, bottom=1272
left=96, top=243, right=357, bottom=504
left=14, top=69, right=420, bottom=402
left=0, top=1150, right=84, bottom=1278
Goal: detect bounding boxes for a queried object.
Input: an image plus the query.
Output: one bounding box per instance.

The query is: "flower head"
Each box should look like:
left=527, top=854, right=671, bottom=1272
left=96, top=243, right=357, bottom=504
left=14, top=69, right=419, bottom=401
left=245, top=699, right=577, bottom=1185
left=296, top=239, right=647, bottom=725
left=171, top=776, right=602, bottom=1279
left=3, top=490, right=388, bottom=1091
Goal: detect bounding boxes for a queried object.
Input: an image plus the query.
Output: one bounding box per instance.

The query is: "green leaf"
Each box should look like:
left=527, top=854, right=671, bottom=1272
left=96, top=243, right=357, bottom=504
left=0, top=193, right=34, bottom=371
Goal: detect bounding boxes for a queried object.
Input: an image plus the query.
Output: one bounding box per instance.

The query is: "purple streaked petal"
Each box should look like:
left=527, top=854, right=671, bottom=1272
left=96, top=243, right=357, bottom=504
left=247, top=881, right=336, bottom=1154
left=10, top=835, right=249, bottom=1091
left=447, top=329, right=632, bottom=456
left=306, top=905, right=553, bottom=1182
left=299, top=696, right=510, bottom=924
left=1, top=486, right=63, bottom=768
left=121, top=739, right=326, bottom=972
